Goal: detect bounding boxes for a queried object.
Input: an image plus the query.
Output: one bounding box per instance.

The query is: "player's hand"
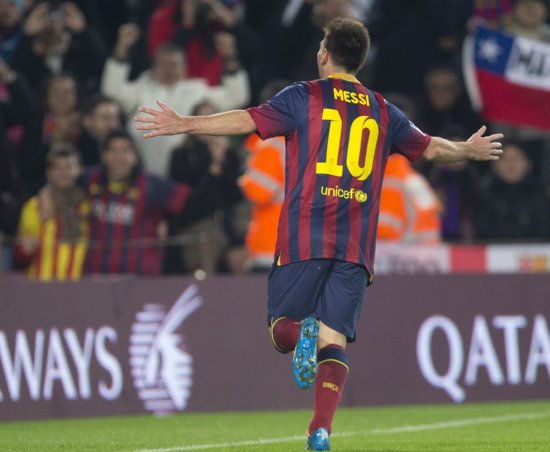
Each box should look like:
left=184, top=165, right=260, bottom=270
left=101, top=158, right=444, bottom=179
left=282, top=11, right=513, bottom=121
left=134, top=100, right=184, bottom=138
left=466, top=126, right=504, bottom=161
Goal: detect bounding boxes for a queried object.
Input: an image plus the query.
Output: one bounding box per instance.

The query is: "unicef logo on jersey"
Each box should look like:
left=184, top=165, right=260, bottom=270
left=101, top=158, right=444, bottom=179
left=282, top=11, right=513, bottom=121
left=321, top=186, right=368, bottom=203
left=129, top=285, right=202, bottom=415
left=354, top=190, right=368, bottom=203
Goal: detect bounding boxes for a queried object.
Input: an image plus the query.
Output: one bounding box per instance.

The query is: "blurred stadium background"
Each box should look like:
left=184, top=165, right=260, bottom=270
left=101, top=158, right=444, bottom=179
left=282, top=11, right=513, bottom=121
left=0, top=0, right=549, bottom=450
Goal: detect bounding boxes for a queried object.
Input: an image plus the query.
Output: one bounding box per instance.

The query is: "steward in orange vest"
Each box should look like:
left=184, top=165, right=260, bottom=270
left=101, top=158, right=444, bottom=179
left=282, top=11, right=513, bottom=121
left=241, top=134, right=285, bottom=269
left=378, top=154, right=441, bottom=243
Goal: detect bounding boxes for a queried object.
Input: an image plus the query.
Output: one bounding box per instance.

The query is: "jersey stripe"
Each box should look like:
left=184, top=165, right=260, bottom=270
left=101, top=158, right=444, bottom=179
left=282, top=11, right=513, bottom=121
left=345, top=82, right=370, bottom=263
left=324, top=78, right=347, bottom=259
left=365, top=92, right=390, bottom=274
left=297, top=81, right=320, bottom=261
left=309, top=81, right=330, bottom=259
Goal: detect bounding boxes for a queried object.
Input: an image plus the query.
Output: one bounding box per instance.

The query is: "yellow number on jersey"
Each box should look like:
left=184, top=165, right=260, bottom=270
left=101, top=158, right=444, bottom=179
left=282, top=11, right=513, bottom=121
left=316, top=108, right=379, bottom=181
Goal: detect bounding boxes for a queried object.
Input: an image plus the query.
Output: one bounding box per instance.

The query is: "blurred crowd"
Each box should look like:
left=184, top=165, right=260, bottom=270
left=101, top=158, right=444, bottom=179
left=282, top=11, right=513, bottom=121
left=1, top=0, right=550, bottom=280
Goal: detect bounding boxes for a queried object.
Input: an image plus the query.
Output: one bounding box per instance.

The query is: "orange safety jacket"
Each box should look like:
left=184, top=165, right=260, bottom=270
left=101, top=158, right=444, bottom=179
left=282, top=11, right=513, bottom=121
left=378, top=154, right=441, bottom=243
left=241, top=134, right=285, bottom=266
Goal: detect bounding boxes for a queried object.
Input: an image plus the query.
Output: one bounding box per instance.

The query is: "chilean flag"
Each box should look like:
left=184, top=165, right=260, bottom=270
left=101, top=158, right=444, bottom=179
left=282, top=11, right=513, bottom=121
left=463, top=26, right=550, bottom=130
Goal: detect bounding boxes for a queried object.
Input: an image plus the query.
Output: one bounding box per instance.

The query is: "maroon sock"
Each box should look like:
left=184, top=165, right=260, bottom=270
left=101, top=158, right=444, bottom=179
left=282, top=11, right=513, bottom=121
left=308, top=345, right=349, bottom=435
left=270, top=317, right=301, bottom=353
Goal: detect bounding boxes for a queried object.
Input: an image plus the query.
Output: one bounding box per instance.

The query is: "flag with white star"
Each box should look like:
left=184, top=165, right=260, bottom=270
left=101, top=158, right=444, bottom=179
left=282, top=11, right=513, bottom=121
left=463, top=26, right=550, bottom=130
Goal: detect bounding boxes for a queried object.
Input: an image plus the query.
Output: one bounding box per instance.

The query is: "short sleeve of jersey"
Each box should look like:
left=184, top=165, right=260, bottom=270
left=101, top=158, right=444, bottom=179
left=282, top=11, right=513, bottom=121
left=387, top=101, right=431, bottom=161
left=246, top=82, right=308, bottom=140
left=17, top=198, right=40, bottom=238
left=146, top=175, right=190, bottom=214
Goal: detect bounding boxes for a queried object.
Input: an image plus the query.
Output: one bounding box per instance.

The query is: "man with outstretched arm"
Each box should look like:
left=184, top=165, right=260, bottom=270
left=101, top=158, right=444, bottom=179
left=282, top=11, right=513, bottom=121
left=136, top=18, right=502, bottom=451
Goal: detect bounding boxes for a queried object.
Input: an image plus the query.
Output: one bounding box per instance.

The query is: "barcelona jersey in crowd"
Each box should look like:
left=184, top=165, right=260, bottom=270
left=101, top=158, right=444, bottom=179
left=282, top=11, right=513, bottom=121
left=247, top=74, right=431, bottom=279
left=16, top=196, right=89, bottom=281
left=84, top=169, right=189, bottom=275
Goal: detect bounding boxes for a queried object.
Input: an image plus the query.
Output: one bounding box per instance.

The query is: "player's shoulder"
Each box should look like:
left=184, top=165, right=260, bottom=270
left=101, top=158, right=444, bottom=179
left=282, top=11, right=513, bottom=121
left=275, top=81, right=309, bottom=98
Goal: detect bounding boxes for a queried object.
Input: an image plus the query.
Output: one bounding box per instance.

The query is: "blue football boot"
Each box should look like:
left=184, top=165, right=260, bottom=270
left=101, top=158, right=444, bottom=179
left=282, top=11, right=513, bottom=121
left=305, top=427, right=330, bottom=450
left=293, top=317, right=319, bottom=390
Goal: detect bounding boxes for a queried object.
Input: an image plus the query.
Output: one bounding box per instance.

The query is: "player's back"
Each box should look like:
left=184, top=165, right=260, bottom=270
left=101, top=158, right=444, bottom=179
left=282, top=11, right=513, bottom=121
left=247, top=75, right=430, bottom=277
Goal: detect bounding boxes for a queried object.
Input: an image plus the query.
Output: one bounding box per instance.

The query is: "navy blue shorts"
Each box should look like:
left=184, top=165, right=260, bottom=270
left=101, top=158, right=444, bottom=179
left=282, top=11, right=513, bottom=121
left=267, top=259, right=368, bottom=342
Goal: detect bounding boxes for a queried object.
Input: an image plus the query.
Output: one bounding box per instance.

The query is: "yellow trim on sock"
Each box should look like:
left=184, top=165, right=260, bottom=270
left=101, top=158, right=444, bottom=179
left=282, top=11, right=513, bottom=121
left=269, top=316, right=287, bottom=352
left=318, top=358, right=349, bottom=373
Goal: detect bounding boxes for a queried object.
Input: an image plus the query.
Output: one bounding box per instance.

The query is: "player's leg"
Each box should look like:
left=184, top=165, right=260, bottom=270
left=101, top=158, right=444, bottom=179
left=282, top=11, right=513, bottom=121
left=266, top=260, right=329, bottom=354
left=269, top=316, right=301, bottom=353
left=306, top=322, right=348, bottom=450
left=306, top=261, right=368, bottom=450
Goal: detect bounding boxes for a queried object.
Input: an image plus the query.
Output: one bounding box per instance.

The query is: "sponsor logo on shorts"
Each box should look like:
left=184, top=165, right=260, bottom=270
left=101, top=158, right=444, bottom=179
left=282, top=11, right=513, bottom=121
left=320, top=186, right=368, bottom=203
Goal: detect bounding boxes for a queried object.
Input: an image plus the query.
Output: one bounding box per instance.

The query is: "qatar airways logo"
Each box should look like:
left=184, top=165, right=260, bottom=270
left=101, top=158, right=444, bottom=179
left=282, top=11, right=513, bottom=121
left=0, top=327, right=122, bottom=403
left=129, top=285, right=202, bottom=415
left=320, top=186, right=368, bottom=203
left=0, top=286, right=201, bottom=415
left=417, top=314, right=550, bottom=402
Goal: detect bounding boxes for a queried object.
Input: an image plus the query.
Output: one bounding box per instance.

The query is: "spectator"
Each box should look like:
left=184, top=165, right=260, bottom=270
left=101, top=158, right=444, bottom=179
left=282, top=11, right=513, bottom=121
left=507, top=0, right=550, bottom=42
left=377, top=153, right=441, bottom=244
left=475, top=141, right=549, bottom=241
left=148, top=0, right=243, bottom=86
left=102, top=23, right=249, bottom=176
left=11, top=1, right=106, bottom=96
left=15, top=146, right=88, bottom=280
left=488, top=0, right=550, bottom=193
left=418, top=64, right=481, bottom=137
left=0, top=0, right=24, bottom=63
left=84, top=129, right=189, bottom=276
left=240, top=80, right=286, bottom=271
left=18, top=72, right=82, bottom=196
left=168, top=100, right=244, bottom=274
left=76, top=94, right=123, bottom=166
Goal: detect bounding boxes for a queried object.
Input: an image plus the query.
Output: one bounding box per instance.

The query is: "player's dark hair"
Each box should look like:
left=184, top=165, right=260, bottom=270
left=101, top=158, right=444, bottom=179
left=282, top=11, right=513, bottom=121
left=323, top=18, right=370, bottom=74
left=45, top=145, right=81, bottom=169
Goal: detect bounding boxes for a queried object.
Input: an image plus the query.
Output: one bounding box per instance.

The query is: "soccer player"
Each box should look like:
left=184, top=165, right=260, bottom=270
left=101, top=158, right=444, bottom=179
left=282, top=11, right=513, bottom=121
left=135, top=18, right=503, bottom=450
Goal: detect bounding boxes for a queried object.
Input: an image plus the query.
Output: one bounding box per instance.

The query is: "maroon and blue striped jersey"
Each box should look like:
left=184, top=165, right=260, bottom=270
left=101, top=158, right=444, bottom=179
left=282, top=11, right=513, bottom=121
left=84, top=169, right=189, bottom=275
left=247, top=74, right=431, bottom=279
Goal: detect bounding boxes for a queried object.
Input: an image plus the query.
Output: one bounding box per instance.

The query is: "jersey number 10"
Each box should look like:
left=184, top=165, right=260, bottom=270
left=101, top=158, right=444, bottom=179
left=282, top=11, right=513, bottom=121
left=316, top=108, right=379, bottom=181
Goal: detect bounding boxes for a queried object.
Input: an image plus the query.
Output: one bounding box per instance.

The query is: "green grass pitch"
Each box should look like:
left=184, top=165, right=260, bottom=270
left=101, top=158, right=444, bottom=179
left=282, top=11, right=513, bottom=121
left=0, top=400, right=549, bottom=451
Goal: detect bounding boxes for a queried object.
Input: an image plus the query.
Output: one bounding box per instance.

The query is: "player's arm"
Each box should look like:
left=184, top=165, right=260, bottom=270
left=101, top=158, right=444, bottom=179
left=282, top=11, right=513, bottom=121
left=134, top=100, right=257, bottom=138
left=422, top=126, right=503, bottom=163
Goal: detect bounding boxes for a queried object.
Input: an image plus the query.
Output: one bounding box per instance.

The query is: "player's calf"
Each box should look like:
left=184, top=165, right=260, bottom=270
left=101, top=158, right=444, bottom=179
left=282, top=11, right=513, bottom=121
left=269, top=317, right=301, bottom=353
left=308, top=344, right=349, bottom=436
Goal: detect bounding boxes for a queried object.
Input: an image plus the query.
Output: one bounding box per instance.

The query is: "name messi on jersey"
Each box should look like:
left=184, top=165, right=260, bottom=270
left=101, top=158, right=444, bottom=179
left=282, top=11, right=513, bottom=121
left=333, top=88, right=369, bottom=105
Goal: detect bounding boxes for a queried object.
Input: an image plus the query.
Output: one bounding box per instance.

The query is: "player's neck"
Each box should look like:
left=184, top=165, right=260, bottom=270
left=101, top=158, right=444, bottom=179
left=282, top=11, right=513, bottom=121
left=320, top=64, right=357, bottom=81
left=324, top=72, right=360, bottom=84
